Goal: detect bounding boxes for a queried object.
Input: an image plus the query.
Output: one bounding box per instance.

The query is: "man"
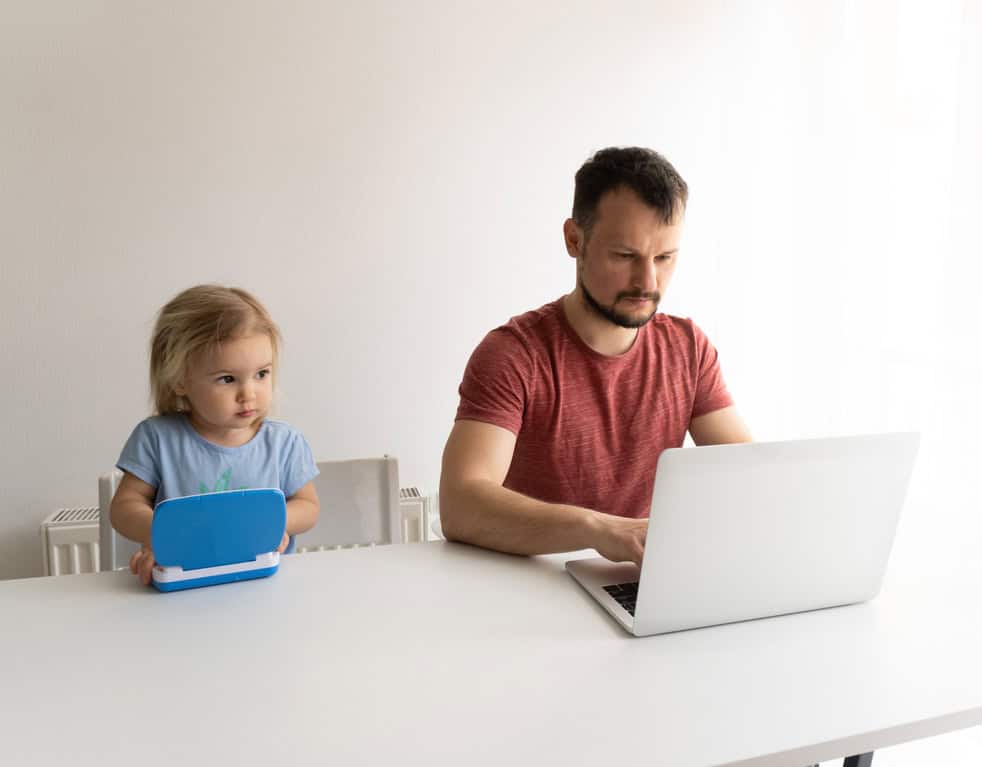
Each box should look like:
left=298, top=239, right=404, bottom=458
left=440, top=147, right=751, bottom=566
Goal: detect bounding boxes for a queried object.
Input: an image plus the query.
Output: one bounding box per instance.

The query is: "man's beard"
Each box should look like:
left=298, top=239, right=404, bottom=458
left=579, top=276, right=661, bottom=329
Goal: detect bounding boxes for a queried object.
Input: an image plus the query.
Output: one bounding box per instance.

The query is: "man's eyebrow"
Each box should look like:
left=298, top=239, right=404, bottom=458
left=610, top=246, right=679, bottom=256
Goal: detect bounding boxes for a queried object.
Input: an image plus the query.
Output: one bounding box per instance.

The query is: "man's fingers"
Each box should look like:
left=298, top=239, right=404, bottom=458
left=632, top=520, right=646, bottom=566
left=594, top=514, right=650, bottom=565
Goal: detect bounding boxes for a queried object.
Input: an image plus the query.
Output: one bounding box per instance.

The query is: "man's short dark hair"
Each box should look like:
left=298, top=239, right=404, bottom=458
left=572, top=147, right=688, bottom=235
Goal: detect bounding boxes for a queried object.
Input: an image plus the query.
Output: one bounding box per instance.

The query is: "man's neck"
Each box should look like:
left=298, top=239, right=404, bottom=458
left=561, top=289, right=639, bottom=356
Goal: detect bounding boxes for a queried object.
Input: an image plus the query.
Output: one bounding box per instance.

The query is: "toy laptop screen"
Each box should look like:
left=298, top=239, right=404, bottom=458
left=150, top=488, right=286, bottom=591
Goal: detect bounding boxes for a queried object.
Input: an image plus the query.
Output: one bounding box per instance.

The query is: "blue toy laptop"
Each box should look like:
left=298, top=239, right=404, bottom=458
left=150, top=488, right=286, bottom=592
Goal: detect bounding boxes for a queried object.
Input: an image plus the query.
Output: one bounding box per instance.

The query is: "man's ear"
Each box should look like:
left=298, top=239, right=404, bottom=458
left=563, top=218, right=585, bottom=259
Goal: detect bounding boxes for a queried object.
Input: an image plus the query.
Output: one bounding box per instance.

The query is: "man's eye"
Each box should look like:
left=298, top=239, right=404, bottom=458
left=217, top=375, right=235, bottom=384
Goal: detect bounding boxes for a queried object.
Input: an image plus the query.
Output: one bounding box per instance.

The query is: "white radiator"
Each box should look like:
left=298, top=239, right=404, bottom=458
left=41, top=489, right=437, bottom=576
left=41, top=507, right=101, bottom=576
left=400, top=486, right=433, bottom=543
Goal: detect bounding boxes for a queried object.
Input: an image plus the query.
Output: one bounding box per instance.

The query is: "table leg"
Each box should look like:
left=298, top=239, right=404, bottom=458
left=843, top=753, right=874, bottom=767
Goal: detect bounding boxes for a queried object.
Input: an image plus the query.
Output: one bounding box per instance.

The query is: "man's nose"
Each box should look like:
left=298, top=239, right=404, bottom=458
left=634, top=259, right=657, bottom=294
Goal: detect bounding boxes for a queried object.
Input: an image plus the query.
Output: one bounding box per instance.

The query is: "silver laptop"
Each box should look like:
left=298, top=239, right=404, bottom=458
left=566, top=432, right=920, bottom=636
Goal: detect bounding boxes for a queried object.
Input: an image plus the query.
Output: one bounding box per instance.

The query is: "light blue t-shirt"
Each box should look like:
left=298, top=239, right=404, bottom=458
left=117, top=414, right=319, bottom=552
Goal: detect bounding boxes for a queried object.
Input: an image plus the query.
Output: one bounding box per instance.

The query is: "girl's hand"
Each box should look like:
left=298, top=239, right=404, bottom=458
left=277, top=531, right=289, bottom=554
left=129, top=546, right=157, bottom=586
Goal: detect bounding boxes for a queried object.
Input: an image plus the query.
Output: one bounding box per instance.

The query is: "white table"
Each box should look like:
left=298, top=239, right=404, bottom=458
left=1, top=542, right=980, bottom=766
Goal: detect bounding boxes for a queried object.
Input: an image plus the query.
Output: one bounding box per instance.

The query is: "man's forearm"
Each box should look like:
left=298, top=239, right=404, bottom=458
left=439, top=478, right=600, bottom=556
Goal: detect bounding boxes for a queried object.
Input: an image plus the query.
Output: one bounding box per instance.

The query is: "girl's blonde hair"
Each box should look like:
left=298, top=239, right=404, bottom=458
left=149, top=285, right=281, bottom=415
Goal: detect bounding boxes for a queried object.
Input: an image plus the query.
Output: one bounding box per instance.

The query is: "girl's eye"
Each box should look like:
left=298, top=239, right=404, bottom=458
left=217, top=375, right=235, bottom=384
left=257, top=369, right=271, bottom=380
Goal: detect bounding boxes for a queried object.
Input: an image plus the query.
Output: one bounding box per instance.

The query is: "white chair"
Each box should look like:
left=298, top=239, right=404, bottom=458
left=99, top=456, right=403, bottom=567
left=98, top=469, right=140, bottom=571
left=294, top=456, right=402, bottom=551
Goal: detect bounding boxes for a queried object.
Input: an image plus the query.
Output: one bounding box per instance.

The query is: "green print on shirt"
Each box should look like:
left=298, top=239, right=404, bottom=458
left=199, top=469, right=247, bottom=494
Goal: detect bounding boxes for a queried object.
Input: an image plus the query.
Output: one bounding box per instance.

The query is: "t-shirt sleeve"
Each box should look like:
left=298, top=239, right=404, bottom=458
left=116, top=419, right=160, bottom=489
left=455, top=328, right=534, bottom=435
left=280, top=430, right=319, bottom=498
left=690, top=321, right=735, bottom=419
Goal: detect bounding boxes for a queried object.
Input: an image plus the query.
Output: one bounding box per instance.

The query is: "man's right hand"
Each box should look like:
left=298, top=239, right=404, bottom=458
left=129, top=546, right=157, bottom=586
left=591, top=513, right=648, bottom=566
left=442, top=421, right=653, bottom=563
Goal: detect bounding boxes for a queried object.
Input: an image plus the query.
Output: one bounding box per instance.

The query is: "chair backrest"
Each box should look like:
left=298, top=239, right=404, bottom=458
left=294, top=456, right=402, bottom=551
left=98, top=470, right=140, bottom=571
left=100, top=457, right=401, bottom=565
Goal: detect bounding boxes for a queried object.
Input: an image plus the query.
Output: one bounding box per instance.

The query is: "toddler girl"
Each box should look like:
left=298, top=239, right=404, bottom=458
left=111, top=284, right=320, bottom=584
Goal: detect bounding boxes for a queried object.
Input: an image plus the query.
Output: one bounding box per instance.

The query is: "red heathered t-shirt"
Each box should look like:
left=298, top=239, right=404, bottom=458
left=455, top=298, right=733, bottom=518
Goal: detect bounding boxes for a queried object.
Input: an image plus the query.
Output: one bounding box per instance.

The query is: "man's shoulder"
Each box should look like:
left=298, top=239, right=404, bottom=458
left=502, top=298, right=563, bottom=331
left=491, top=297, right=564, bottom=347
left=644, top=314, right=720, bottom=366
left=463, top=299, right=564, bottom=380
left=647, top=312, right=707, bottom=342
left=649, top=311, right=693, bottom=330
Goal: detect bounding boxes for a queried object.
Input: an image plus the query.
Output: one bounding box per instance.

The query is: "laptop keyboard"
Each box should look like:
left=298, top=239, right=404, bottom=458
left=603, top=581, right=639, bottom=616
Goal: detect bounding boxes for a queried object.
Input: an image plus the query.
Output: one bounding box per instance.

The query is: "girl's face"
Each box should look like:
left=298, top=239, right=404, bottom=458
left=176, top=332, right=274, bottom=446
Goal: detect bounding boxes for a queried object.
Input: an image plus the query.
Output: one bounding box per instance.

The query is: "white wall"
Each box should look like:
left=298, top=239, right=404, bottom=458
left=1, top=2, right=981, bottom=762
left=2, top=0, right=979, bottom=594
